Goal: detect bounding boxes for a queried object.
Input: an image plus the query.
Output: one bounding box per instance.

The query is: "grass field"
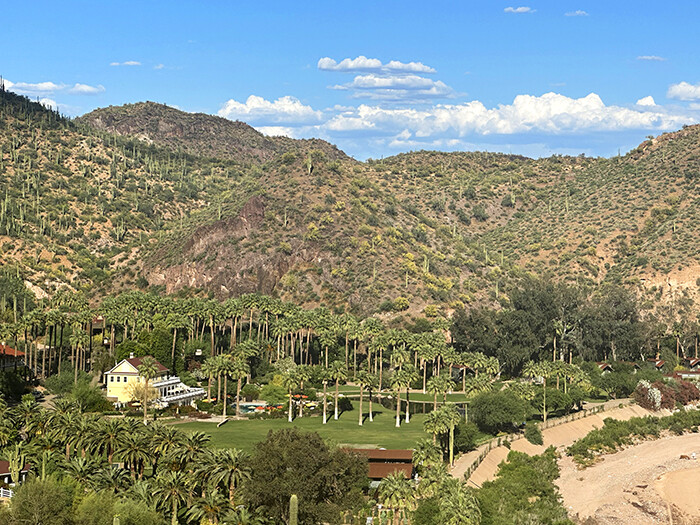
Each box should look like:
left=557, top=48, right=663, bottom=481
left=175, top=402, right=432, bottom=451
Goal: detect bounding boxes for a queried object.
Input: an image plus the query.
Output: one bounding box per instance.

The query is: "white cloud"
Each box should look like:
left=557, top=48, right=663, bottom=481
left=318, top=92, right=695, bottom=139
left=637, top=55, right=666, bottom=61
left=67, top=83, right=105, bottom=95
left=331, top=73, right=454, bottom=101
left=110, top=61, right=141, bottom=66
left=636, top=96, right=656, bottom=107
left=565, top=10, right=588, bottom=16
left=39, top=98, right=58, bottom=110
left=4, top=79, right=105, bottom=97
left=256, top=126, right=297, bottom=138
left=154, top=64, right=165, bottom=70
left=4, top=80, right=64, bottom=94
left=217, top=95, right=323, bottom=125
left=318, top=56, right=435, bottom=74
left=504, top=6, right=535, bottom=13
left=667, top=81, right=700, bottom=101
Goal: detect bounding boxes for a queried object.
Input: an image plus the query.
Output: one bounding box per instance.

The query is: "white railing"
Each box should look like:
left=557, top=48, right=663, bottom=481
left=152, top=376, right=182, bottom=388
left=0, top=487, right=13, bottom=499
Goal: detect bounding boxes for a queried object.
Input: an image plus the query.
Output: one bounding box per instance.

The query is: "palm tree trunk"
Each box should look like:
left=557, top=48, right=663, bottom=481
left=171, top=328, right=178, bottom=370
left=334, top=380, right=339, bottom=420
left=395, top=391, right=401, bottom=428
left=143, top=378, right=149, bottom=423
left=358, top=386, right=364, bottom=426
left=235, top=377, right=242, bottom=417
left=405, top=388, right=410, bottom=423
left=171, top=499, right=178, bottom=525
left=322, top=382, right=328, bottom=424
left=288, top=388, right=293, bottom=423
left=222, top=376, right=228, bottom=417
left=368, top=388, right=374, bottom=422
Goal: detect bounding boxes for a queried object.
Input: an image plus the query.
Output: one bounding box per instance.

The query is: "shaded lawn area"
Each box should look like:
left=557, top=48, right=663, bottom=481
left=175, top=402, right=430, bottom=452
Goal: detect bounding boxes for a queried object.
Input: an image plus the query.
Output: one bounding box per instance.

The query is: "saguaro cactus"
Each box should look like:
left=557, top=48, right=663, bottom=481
left=289, top=494, right=298, bottom=525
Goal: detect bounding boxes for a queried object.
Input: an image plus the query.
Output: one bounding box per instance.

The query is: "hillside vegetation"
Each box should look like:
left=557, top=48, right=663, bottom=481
left=1, top=87, right=699, bottom=317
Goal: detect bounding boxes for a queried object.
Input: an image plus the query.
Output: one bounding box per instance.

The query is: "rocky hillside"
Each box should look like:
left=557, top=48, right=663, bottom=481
left=1, top=87, right=699, bottom=317
left=77, top=102, right=347, bottom=164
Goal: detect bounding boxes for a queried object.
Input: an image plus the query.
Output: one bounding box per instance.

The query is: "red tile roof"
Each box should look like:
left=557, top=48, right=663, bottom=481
left=125, top=356, right=168, bottom=373
left=0, top=460, right=30, bottom=475
left=0, top=344, right=24, bottom=357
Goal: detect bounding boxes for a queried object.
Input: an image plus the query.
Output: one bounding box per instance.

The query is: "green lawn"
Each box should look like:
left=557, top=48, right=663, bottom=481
left=175, top=402, right=431, bottom=451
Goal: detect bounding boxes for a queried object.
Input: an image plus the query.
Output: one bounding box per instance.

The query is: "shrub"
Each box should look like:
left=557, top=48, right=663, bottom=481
left=241, top=383, right=261, bottom=401
left=454, top=421, right=480, bottom=452
left=524, top=421, right=543, bottom=445
left=471, top=390, right=527, bottom=434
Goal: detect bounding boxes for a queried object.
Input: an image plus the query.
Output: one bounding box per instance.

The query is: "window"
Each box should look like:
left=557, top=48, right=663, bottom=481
left=110, top=376, right=114, bottom=382
left=116, top=376, right=120, bottom=382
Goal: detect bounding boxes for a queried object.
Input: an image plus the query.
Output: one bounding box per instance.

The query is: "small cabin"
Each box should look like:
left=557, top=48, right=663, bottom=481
left=0, top=460, right=30, bottom=486
left=684, top=358, right=700, bottom=371
left=596, top=362, right=613, bottom=374
left=345, top=449, right=414, bottom=483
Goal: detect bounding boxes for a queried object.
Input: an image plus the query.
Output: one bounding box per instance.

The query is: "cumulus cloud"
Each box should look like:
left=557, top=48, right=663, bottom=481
left=4, top=80, right=64, bottom=94
left=637, top=55, right=666, bottom=61
left=504, top=6, right=534, bottom=13
left=39, top=98, right=58, bottom=110
left=318, top=56, right=435, bottom=74
left=4, top=79, right=105, bottom=98
left=636, top=96, right=656, bottom=107
left=217, top=95, right=323, bottom=125
left=154, top=64, right=165, bottom=70
left=256, top=126, right=297, bottom=138
left=318, top=93, right=695, bottom=139
left=667, top=81, right=700, bottom=101
left=110, top=60, right=141, bottom=66
left=565, top=10, right=588, bottom=16
left=68, top=83, right=105, bottom=95
left=331, top=74, right=453, bottom=101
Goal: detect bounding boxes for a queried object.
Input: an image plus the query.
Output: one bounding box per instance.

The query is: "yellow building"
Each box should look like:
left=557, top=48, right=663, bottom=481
left=105, top=354, right=205, bottom=407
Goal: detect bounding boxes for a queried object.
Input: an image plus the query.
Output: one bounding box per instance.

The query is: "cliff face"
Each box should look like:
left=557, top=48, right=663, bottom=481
left=77, top=102, right=348, bottom=164
left=147, top=196, right=319, bottom=297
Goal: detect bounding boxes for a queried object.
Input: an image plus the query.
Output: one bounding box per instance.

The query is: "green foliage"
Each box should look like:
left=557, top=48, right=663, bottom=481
left=567, top=409, right=700, bottom=466
left=524, top=421, right=543, bottom=445
left=471, top=390, right=527, bottom=434
left=454, top=421, right=480, bottom=452
left=2, top=477, right=76, bottom=525
left=243, top=428, right=367, bottom=524
left=478, top=448, right=572, bottom=525
left=0, top=369, right=26, bottom=399
left=259, top=384, right=287, bottom=405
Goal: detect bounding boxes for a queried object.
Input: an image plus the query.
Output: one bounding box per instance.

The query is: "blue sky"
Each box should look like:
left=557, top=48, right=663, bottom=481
left=4, top=1, right=700, bottom=159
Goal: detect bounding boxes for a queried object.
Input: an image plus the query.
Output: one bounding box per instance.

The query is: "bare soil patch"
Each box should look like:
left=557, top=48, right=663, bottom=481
left=557, top=433, right=700, bottom=525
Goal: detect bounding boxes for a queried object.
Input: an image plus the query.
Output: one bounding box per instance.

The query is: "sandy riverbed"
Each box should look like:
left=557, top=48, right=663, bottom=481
left=557, top=433, right=700, bottom=524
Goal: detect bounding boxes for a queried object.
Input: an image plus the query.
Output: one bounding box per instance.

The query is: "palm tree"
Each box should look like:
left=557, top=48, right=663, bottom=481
left=390, top=369, right=411, bottom=428
left=117, top=433, right=153, bottom=479
left=218, top=355, right=237, bottom=418
left=93, top=465, right=131, bottom=493
left=201, top=357, right=217, bottom=402
left=153, top=470, right=189, bottom=525
left=281, top=369, right=299, bottom=423
left=230, top=357, right=250, bottom=417
left=137, top=356, right=160, bottom=423
left=523, top=361, right=554, bottom=423
left=148, top=423, right=184, bottom=476
left=356, top=370, right=371, bottom=426
left=412, top=438, right=442, bottom=476
left=439, top=477, right=481, bottom=525
left=423, top=409, right=449, bottom=447
left=320, top=368, right=330, bottom=424
left=186, top=492, right=232, bottom=525
left=329, top=361, right=348, bottom=420
left=206, top=448, right=251, bottom=504
left=440, top=405, right=461, bottom=466
left=378, top=471, right=415, bottom=525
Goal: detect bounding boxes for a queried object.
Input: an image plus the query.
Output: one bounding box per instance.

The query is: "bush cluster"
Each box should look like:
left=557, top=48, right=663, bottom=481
left=567, top=408, right=700, bottom=466
left=633, top=379, right=700, bottom=410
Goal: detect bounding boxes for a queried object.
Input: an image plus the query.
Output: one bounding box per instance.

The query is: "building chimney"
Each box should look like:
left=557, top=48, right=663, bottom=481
left=129, top=352, right=135, bottom=359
